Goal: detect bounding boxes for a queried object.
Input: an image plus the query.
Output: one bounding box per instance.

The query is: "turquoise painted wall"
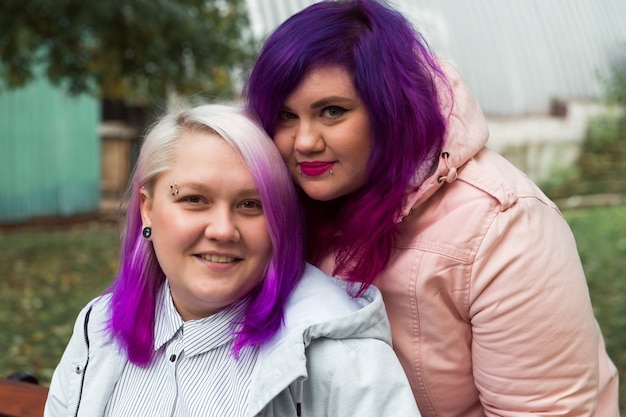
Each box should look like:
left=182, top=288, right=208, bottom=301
left=0, top=76, right=100, bottom=223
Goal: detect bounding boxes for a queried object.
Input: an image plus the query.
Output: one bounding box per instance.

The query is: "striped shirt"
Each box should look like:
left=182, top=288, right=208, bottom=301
left=104, top=283, right=258, bottom=417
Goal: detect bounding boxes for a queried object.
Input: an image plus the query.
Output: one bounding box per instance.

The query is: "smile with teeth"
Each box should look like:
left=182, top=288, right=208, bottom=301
left=198, top=254, right=238, bottom=263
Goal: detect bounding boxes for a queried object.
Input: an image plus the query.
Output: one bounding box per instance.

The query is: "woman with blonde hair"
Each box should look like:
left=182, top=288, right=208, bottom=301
left=44, top=104, right=421, bottom=416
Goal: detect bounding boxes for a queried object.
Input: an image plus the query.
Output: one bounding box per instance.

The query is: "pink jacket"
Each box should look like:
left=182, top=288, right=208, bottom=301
left=319, top=62, right=619, bottom=417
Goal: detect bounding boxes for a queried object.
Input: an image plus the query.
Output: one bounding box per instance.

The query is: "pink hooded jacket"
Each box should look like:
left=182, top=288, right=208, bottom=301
left=319, top=62, right=619, bottom=417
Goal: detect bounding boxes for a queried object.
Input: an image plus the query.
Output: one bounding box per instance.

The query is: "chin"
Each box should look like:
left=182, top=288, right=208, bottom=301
left=301, top=187, right=342, bottom=202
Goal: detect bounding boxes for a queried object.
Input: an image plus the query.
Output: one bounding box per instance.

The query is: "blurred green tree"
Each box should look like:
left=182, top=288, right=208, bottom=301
left=0, top=0, right=254, bottom=103
left=606, top=44, right=626, bottom=107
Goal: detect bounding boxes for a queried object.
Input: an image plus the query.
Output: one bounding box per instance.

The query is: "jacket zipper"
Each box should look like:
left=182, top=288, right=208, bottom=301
left=295, top=378, right=303, bottom=417
left=73, top=306, right=93, bottom=417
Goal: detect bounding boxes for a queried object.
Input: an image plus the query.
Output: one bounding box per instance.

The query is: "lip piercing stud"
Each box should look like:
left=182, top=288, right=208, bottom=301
left=329, top=168, right=333, bottom=174
left=170, top=182, right=179, bottom=196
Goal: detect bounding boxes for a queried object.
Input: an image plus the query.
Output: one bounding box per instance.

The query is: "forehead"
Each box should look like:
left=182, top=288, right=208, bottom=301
left=163, top=130, right=255, bottom=190
left=288, top=65, right=358, bottom=100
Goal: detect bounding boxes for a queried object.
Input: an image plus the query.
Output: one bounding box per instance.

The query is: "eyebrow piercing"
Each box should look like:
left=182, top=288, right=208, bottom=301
left=170, top=182, right=179, bottom=196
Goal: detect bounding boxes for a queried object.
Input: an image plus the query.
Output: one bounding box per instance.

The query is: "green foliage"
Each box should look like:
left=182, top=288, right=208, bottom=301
left=538, top=164, right=581, bottom=198
left=605, top=43, right=626, bottom=107
left=585, top=113, right=625, bottom=153
left=540, top=115, right=626, bottom=198
left=564, top=205, right=626, bottom=414
left=0, top=0, right=255, bottom=103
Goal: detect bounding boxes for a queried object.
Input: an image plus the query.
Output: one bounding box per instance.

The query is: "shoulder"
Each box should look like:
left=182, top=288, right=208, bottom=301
left=302, top=337, right=420, bottom=416
left=74, top=294, right=112, bottom=332
left=63, top=294, right=115, bottom=356
left=402, top=147, right=563, bottom=257
left=465, top=148, right=557, bottom=208
left=45, top=294, right=121, bottom=414
left=284, top=264, right=361, bottom=324
left=306, top=332, right=392, bottom=365
left=285, top=264, right=391, bottom=343
left=304, top=337, right=388, bottom=388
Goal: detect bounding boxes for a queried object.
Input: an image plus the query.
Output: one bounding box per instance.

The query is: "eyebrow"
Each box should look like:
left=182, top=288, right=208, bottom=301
left=310, top=96, right=354, bottom=110
left=177, top=181, right=260, bottom=197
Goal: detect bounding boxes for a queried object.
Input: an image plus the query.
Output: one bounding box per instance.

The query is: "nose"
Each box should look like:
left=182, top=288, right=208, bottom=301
left=204, top=206, right=240, bottom=242
left=293, top=121, right=324, bottom=154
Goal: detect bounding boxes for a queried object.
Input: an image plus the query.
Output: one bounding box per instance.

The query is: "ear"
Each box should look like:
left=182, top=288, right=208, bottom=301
left=139, top=187, right=153, bottom=226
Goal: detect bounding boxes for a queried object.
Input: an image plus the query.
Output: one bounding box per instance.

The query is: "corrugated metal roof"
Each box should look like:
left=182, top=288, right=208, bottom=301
left=246, top=0, right=626, bottom=116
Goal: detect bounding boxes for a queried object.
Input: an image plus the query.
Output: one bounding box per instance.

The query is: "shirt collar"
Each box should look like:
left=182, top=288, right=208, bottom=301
left=153, top=282, right=249, bottom=357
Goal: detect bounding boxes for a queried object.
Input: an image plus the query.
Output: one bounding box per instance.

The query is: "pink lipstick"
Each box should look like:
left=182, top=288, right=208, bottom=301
left=299, top=161, right=334, bottom=177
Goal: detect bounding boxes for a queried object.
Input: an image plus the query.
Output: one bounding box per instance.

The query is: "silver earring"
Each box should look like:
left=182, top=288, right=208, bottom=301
left=142, top=227, right=152, bottom=239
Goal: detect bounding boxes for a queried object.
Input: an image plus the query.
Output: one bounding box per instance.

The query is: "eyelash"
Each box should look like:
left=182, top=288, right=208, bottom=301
left=278, top=111, right=296, bottom=121
left=323, top=106, right=347, bottom=118
left=278, top=106, right=348, bottom=121
left=238, top=200, right=262, bottom=210
left=181, top=195, right=203, bottom=204
left=179, top=195, right=262, bottom=212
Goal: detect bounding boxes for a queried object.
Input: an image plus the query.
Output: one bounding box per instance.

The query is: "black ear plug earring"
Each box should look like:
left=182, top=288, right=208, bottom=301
left=142, top=227, right=152, bottom=239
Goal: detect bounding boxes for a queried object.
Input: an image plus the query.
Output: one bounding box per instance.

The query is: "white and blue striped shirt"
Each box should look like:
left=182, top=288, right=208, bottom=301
left=104, top=284, right=258, bottom=417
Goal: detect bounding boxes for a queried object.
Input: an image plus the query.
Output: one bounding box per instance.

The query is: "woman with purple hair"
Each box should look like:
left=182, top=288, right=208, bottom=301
left=44, top=104, right=420, bottom=416
left=244, top=1, right=619, bottom=416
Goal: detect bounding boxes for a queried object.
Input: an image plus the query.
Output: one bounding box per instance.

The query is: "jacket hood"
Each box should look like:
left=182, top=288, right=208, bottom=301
left=398, top=60, right=490, bottom=219
left=246, top=263, right=392, bottom=414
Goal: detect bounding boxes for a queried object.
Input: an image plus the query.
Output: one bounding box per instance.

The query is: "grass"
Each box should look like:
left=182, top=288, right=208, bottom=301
left=0, top=206, right=625, bottom=413
left=0, top=221, right=119, bottom=383
left=563, top=205, right=626, bottom=414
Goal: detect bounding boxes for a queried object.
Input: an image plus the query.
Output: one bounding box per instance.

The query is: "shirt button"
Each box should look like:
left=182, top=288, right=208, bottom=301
left=75, top=365, right=83, bottom=374
left=169, top=354, right=177, bottom=362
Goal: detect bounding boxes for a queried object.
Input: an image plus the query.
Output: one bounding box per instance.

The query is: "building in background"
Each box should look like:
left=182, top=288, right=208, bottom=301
left=0, top=73, right=100, bottom=223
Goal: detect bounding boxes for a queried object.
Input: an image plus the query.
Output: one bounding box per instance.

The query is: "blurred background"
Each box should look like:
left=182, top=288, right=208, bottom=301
left=1, top=0, right=625, bottom=413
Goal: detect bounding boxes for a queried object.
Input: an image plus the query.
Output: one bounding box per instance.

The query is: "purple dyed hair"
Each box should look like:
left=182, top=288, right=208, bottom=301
left=244, top=0, right=448, bottom=290
left=107, top=104, right=304, bottom=366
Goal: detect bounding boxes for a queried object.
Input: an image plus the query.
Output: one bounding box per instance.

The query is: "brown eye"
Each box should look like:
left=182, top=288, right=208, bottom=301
left=239, top=200, right=261, bottom=209
left=238, top=199, right=263, bottom=215
left=181, top=195, right=202, bottom=204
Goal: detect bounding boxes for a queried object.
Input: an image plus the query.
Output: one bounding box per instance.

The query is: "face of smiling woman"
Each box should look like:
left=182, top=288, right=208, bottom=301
left=274, top=65, right=373, bottom=202
left=140, top=130, right=272, bottom=321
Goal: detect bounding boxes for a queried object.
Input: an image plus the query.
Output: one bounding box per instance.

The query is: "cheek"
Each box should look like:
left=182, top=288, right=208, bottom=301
left=350, top=125, right=373, bottom=169
left=153, top=210, right=199, bottom=248
left=254, top=225, right=273, bottom=253
left=247, top=222, right=273, bottom=259
left=272, top=132, right=294, bottom=162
